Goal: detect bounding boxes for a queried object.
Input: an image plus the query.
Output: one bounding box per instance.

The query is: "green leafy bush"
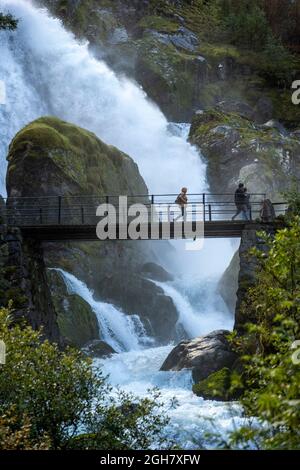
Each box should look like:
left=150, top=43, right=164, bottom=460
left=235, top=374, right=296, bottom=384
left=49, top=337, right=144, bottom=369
left=0, top=306, right=170, bottom=449
left=226, top=217, right=300, bottom=449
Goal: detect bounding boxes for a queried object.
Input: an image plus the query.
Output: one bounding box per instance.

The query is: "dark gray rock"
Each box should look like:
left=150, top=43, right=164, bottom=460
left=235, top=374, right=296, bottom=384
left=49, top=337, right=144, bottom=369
left=147, top=27, right=199, bottom=52
left=82, top=340, right=116, bottom=358
left=141, top=262, right=173, bottom=282
left=160, top=330, right=237, bottom=383
left=216, top=99, right=255, bottom=120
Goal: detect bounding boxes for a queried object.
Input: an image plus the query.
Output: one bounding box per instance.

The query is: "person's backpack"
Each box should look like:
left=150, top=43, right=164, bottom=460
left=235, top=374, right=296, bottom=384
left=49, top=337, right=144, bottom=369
left=175, top=194, right=181, bottom=204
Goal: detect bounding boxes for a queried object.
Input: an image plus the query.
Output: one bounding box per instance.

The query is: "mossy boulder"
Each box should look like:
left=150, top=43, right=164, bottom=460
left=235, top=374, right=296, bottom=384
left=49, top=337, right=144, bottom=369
left=160, top=330, right=237, bottom=383
left=7, top=116, right=147, bottom=198
left=189, top=108, right=300, bottom=200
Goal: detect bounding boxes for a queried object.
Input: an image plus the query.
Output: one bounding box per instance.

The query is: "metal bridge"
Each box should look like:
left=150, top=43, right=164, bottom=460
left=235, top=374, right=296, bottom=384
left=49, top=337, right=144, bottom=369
left=1, top=193, right=287, bottom=241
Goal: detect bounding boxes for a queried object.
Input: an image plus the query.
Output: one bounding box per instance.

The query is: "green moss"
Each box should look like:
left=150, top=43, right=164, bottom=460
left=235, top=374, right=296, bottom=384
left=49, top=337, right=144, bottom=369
left=8, top=116, right=147, bottom=197
left=199, top=42, right=241, bottom=63
left=193, top=367, right=241, bottom=401
left=138, top=15, right=179, bottom=34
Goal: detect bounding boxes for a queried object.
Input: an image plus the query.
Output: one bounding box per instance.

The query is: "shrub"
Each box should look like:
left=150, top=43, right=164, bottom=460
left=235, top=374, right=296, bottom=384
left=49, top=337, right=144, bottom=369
left=0, top=306, right=170, bottom=449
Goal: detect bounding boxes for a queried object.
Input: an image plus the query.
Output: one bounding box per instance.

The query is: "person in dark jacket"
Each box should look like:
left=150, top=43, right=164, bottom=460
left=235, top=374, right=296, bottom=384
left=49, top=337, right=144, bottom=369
left=232, top=183, right=249, bottom=220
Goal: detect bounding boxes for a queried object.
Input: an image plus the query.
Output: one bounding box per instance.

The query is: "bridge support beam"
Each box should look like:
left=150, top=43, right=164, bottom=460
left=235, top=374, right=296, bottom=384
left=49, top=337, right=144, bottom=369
left=0, top=223, right=62, bottom=345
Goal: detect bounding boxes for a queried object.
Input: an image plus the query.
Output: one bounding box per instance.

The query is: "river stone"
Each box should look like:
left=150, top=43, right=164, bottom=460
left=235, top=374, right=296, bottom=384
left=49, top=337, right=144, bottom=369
left=160, top=330, right=237, bottom=383
left=82, top=340, right=116, bottom=358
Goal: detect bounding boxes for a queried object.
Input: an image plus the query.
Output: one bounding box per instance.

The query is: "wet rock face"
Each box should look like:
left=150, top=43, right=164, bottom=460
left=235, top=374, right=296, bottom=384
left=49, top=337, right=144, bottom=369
left=160, top=330, right=237, bottom=383
left=189, top=108, right=300, bottom=199
left=217, top=250, right=239, bottom=314
left=140, top=262, right=174, bottom=282
left=47, top=269, right=99, bottom=348
left=7, top=117, right=178, bottom=345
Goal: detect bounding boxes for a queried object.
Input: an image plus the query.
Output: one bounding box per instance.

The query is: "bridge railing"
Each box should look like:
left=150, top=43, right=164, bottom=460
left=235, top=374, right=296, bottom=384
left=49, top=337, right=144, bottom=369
left=2, top=194, right=288, bottom=227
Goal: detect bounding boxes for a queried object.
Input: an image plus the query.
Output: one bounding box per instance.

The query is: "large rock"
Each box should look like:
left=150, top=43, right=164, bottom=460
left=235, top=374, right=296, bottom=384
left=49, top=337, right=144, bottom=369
left=7, top=117, right=179, bottom=344
left=7, top=116, right=148, bottom=198
left=189, top=108, right=300, bottom=199
left=160, top=330, right=237, bottom=383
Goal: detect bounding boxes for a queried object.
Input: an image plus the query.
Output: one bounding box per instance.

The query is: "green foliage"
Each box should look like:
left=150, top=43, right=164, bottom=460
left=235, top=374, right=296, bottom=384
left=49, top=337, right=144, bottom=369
left=222, top=0, right=270, bottom=51
left=282, top=184, right=300, bottom=219
left=0, top=406, right=50, bottom=450
left=0, top=12, right=18, bottom=30
left=226, top=218, right=300, bottom=449
left=0, top=306, right=171, bottom=450
left=193, top=368, right=243, bottom=401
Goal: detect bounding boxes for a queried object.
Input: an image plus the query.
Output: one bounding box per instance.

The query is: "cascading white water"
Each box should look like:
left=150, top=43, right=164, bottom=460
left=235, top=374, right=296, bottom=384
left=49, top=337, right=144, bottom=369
left=0, top=0, right=206, bottom=195
left=54, top=269, right=153, bottom=352
left=154, top=280, right=234, bottom=337
left=0, top=0, right=241, bottom=446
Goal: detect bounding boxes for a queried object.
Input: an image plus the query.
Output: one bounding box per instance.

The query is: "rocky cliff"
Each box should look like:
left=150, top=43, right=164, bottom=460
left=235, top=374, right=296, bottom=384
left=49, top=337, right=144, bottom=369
left=189, top=108, right=300, bottom=199
left=38, top=0, right=300, bottom=125
left=5, top=116, right=178, bottom=346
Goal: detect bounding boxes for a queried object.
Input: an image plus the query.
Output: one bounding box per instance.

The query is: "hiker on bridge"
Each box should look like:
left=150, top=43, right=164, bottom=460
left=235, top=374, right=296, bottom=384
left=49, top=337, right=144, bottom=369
left=174, top=187, right=188, bottom=221
left=232, top=183, right=250, bottom=221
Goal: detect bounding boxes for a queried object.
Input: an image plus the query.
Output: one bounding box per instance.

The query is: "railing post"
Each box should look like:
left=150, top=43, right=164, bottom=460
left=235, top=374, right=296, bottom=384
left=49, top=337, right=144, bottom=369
left=209, top=204, right=212, bottom=221
left=81, top=207, right=84, bottom=224
left=202, top=193, right=206, bottom=222
left=58, top=196, right=62, bottom=225
left=151, top=195, right=154, bottom=205
left=39, top=208, right=43, bottom=224
left=105, top=196, right=109, bottom=204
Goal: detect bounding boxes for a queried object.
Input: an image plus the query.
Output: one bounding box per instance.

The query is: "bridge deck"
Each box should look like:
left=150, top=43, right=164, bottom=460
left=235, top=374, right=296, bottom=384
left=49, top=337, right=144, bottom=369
left=19, top=221, right=260, bottom=241
left=2, top=193, right=286, bottom=241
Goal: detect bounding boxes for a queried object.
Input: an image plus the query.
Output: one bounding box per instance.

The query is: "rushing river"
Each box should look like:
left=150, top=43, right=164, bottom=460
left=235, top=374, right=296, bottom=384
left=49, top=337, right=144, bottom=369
left=0, top=0, right=243, bottom=448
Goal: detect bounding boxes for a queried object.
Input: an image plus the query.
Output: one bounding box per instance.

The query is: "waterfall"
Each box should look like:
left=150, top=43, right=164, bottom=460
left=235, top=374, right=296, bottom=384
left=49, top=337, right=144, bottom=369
left=0, top=0, right=206, bottom=196
left=0, top=0, right=235, bottom=329
left=154, top=280, right=234, bottom=338
left=0, top=0, right=242, bottom=446
left=55, top=269, right=153, bottom=352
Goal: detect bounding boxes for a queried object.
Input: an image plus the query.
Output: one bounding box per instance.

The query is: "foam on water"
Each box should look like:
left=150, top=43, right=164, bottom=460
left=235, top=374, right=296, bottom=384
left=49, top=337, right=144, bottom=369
left=95, top=346, right=245, bottom=449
